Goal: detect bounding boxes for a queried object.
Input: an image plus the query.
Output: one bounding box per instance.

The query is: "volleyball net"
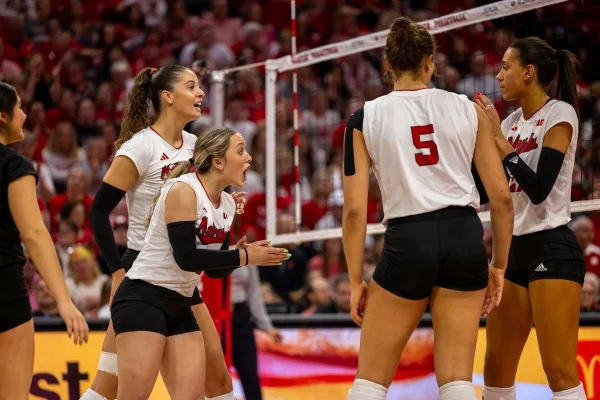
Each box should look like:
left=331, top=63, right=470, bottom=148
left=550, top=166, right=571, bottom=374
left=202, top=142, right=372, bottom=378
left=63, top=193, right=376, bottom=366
left=207, top=0, right=598, bottom=246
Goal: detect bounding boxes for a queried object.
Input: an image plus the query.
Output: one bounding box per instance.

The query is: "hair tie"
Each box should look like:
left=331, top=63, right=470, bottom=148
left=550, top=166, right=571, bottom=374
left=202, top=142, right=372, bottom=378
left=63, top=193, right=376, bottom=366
left=189, top=158, right=195, bottom=165
left=150, top=67, right=158, bottom=75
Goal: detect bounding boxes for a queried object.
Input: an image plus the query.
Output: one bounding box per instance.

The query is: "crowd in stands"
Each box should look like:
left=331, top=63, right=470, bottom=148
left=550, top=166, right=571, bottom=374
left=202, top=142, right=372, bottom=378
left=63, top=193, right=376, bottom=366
left=0, top=0, right=598, bottom=318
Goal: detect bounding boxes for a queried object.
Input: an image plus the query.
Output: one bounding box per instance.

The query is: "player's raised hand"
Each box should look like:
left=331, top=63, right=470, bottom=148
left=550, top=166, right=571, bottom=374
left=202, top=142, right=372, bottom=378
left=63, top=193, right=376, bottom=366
left=474, top=92, right=502, bottom=136
left=245, top=241, right=289, bottom=266
left=232, top=191, right=248, bottom=215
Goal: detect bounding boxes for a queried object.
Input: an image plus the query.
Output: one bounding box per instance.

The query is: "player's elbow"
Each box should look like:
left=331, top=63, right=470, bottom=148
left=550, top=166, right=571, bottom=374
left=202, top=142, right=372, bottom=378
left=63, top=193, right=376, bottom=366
left=173, top=252, right=197, bottom=272
left=528, top=187, right=552, bottom=205
left=20, top=226, right=51, bottom=249
left=489, top=191, right=513, bottom=215
left=343, top=206, right=365, bottom=222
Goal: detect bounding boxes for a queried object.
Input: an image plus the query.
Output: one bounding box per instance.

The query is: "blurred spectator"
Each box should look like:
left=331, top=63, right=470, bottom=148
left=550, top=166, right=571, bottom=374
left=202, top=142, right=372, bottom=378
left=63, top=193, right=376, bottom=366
left=258, top=214, right=308, bottom=303
left=456, top=50, right=501, bottom=99
left=65, top=246, right=109, bottom=316
left=581, top=272, right=600, bottom=312
left=42, top=122, right=86, bottom=192
left=31, top=275, right=60, bottom=317
left=55, top=219, right=78, bottom=275
left=47, top=166, right=92, bottom=233
left=308, top=238, right=346, bottom=278
left=96, top=279, right=112, bottom=318
left=11, top=130, right=55, bottom=202
left=571, top=215, right=600, bottom=276
left=301, top=169, right=333, bottom=230
left=316, top=273, right=351, bottom=314
left=299, top=276, right=331, bottom=315
left=82, top=137, right=110, bottom=195
left=60, top=200, right=94, bottom=249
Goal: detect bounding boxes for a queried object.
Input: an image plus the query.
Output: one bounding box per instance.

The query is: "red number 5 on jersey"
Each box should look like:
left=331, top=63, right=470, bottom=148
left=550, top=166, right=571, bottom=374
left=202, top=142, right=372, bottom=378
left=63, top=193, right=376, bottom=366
left=411, top=124, right=439, bottom=166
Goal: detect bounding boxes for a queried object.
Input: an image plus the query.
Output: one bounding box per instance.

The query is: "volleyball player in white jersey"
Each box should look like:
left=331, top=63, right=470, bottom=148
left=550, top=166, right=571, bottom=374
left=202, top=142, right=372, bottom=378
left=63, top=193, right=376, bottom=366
left=83, top=66, right=246, bottom=400
left=343, top=17, right=514, bottom=400
left=474, top=38, right=587, bottom=400
left=110, top=127, right=289, bottom=399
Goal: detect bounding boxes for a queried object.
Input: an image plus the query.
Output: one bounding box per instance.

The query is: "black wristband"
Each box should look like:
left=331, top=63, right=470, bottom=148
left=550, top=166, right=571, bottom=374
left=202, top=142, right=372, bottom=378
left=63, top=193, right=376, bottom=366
left=244, top=248, right=249, bottom=266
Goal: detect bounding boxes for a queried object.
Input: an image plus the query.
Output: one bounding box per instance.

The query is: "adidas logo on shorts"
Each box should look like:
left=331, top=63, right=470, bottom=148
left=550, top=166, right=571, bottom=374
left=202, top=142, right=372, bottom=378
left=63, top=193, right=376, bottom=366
left=509, top=156, right=519, bottom=164
left=534, top=263, right=547, bottom=272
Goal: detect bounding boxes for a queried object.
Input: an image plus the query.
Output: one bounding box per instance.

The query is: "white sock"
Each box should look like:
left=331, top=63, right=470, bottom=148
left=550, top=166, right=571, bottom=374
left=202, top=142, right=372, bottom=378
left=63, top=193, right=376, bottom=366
left=552, top=383, right=587, bottom=399
left=439, top=381, right=477, bottom=400
left=346, top=378, right=388, bottom=400
left=206, top=391, right=237, bottom=400
left=482, top=384, right=516, bottom=400
left=80, top=389, right=108, bottom=400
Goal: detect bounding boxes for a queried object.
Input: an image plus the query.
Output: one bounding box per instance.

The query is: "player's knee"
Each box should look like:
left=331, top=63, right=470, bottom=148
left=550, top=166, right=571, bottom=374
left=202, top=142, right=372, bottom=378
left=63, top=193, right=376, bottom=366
left=205, top=373, right=233, bottom=397
left=98, top=351, right=118, bottom=376
left=482, top=384, right=516, bottom=400
left=543, top=362, right=580, bottom=392
left=438, top=381, right=477, bottom=400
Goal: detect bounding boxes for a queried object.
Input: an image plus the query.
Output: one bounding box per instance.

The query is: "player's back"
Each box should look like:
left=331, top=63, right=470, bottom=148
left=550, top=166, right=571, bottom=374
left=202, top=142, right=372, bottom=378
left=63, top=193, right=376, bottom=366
left=362, top=88, right=479, bottom=226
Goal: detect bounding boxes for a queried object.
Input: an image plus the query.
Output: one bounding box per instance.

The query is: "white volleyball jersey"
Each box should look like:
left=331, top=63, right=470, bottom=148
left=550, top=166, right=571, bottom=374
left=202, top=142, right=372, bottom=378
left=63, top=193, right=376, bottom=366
left=114, top=127, right=197, bottom=251
left=126, top=172, right=236, bottom=296
left=362, top=88, right=480, bottom=226
left=501, top=99, right=579, bottom=236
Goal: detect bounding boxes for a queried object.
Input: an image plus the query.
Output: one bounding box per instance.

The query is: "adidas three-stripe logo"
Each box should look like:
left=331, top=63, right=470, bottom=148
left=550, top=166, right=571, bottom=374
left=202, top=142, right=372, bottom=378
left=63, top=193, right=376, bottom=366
left=160, top=153, right=169, bottom=161
left=508, top=156, right=518, bottom=164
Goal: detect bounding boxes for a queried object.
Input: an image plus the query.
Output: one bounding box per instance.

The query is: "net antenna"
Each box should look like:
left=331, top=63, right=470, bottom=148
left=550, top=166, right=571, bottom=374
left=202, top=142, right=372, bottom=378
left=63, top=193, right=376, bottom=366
left=262, top=0, right=584, bottom=246
left=291, top=0, right=302, bottom=232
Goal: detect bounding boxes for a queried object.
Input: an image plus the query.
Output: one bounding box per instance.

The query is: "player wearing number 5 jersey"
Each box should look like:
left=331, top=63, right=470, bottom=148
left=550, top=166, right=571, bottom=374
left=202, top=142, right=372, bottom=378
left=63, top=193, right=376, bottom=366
left=342, top=17, right=514, bottom=400
left=474, top=37, right=587, bottom=400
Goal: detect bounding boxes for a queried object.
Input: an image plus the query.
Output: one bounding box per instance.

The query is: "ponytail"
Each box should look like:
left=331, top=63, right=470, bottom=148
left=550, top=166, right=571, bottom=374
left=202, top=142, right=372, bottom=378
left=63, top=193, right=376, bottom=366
left=114, top=65, right=191, bottom=154
left=555, top=49, right=580, bottom=114
left=114, top=68, right=153, bottom=153
left=146, top=159, right=194, bottom=228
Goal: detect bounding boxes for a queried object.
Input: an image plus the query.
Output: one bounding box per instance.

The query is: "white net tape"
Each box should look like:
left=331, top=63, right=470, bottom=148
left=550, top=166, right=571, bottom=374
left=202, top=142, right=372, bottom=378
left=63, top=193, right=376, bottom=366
left=262, top=0, right=587, bottom=246
left=265, top=0, right=569, bottom=73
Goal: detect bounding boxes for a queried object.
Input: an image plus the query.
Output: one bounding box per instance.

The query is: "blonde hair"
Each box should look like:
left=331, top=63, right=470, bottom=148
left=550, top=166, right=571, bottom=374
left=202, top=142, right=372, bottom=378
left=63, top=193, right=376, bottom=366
left=146, top=127, right=239, bottom=227
left=68, top=246, right=101, bottom=283
left=46, top=121, right=80, bottom=159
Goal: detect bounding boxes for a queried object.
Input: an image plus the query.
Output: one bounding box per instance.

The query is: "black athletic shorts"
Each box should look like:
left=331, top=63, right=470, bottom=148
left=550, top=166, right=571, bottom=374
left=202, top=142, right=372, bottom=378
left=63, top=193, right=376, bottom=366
left=0, top=264, right=32, bottom=333
left=122, top=248, right=203, bottom=306
left=111, top=277, right=201, bottom=337
left=505, top=225, right=585, bottom=288
left=373, top=206, right=489, bottom=300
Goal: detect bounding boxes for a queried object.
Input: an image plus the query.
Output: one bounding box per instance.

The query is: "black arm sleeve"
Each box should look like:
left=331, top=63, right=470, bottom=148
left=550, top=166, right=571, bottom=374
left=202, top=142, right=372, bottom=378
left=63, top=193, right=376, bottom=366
left=344, top=107, right=364, bottom=177
left=503, top=147, right=565, bottom=205
left=89, top=183, right=126, bottom=273
left=204, top=233, right=240, bottom=278
left=167, top=221, right=241, bottom=272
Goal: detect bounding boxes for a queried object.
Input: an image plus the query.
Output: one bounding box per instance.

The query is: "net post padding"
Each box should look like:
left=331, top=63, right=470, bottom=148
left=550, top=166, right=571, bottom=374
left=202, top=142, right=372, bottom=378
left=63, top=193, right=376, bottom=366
left=208, top=70, right=227, bottom=127
left=264, top=0, right=570, bottom=245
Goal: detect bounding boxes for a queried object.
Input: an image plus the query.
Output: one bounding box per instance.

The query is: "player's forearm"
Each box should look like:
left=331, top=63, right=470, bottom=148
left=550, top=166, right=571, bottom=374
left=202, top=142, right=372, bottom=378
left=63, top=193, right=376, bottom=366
left=488, top=200, right=514, bottom=270
left=342, top=211, right=367, bottom=284
left=24, top=229, right=72, bottom=304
